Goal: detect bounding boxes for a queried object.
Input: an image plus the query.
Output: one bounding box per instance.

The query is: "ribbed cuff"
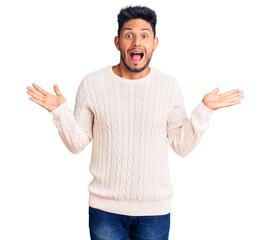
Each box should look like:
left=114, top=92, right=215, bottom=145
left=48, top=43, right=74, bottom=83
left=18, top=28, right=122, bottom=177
left=49, top=101, right=69, bottom=119
left=191, top=100, right=214, bottom=131
left=199, top=100, right=214, bottom=113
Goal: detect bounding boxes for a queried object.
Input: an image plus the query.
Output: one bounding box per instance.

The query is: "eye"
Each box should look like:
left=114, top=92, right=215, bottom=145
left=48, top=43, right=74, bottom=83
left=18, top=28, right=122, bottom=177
left=126, top=33, right=133, bottom=38
left=142, top=34, right=148, bottom=39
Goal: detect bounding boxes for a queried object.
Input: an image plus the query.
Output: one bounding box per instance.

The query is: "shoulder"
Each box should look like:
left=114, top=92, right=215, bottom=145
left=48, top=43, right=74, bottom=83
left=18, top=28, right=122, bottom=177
left=81, top=65, right=110, bottom=85
left=151, top=67, right=177, bottom=87
left=75, top=66, right=109, bottom=96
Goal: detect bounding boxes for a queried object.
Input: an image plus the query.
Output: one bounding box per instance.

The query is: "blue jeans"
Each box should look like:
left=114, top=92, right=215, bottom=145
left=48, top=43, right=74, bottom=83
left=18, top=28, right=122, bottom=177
left=88, top=206, right=170, bottom=240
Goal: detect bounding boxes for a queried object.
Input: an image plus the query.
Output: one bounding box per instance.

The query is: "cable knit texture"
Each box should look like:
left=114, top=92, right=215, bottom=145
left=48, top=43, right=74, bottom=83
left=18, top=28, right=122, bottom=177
left=50, top=65, right=214, bottom=216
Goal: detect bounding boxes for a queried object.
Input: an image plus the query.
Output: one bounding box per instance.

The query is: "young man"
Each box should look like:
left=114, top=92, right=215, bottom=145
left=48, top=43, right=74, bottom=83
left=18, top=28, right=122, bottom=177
left=26, top=5, right=244, bottom=240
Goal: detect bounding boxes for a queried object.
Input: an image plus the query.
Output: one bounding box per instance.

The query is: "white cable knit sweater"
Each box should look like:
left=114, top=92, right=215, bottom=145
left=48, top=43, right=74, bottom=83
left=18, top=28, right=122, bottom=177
left=50, top=65, right=214, bottom=216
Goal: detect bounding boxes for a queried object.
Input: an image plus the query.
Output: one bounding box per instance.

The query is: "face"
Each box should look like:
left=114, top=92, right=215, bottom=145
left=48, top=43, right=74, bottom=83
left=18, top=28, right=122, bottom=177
left=114, top=18, right=159, bottom=73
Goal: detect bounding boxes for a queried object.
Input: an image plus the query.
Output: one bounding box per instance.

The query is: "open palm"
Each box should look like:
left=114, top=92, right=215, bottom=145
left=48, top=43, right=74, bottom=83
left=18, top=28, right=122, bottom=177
left=202, top=88, right=244, bottom=110
left=26, top=83, right=66, bottom=112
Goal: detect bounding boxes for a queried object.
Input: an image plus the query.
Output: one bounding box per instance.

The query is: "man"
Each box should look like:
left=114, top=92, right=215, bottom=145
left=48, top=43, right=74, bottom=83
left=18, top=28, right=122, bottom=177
left=26, top=5, right=244, bottom=240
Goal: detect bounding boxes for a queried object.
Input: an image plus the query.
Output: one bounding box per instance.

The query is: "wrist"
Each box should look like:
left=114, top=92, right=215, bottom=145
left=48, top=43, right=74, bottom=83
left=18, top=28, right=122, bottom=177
left=202, top=99, right=214, bottom=110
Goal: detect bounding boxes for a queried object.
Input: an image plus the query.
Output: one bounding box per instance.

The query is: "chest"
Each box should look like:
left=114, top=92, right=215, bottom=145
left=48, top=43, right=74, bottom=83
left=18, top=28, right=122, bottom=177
left=88, top=78, right=174, bottom=131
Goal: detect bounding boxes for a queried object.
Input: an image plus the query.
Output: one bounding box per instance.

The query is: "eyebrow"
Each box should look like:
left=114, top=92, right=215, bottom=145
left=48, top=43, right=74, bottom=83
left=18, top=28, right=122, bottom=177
left=122, top=27, right=151, bottom=32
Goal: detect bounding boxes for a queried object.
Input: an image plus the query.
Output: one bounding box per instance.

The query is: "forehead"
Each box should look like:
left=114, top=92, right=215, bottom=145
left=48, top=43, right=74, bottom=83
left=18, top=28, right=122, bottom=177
left=122, top=18, right=153, bottom=32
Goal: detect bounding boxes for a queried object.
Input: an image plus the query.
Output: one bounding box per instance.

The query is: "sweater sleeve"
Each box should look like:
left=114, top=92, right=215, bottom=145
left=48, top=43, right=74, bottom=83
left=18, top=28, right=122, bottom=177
left=166, top=79, right=214, bottom=157
left=49, top=78, right=94, bottom=154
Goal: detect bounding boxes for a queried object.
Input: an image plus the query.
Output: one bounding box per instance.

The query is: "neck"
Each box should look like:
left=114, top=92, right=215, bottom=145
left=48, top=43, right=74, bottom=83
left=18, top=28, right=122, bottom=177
left=112, top=61, right=150, bottom=80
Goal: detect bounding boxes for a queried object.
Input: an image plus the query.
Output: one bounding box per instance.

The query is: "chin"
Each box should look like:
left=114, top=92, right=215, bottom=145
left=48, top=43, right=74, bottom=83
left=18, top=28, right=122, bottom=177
left=122, top=58, right=151, bottom=73
left=127, top=62, right=149, bottom=73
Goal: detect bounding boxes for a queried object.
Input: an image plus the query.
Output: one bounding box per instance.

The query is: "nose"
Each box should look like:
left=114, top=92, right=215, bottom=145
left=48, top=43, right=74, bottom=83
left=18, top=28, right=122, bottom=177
left=133, top=35, right=141, bottom=47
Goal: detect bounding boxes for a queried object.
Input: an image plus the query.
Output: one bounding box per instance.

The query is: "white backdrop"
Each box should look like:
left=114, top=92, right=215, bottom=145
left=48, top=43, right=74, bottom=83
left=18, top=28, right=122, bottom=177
left=1, top=0, right=270, bottom=239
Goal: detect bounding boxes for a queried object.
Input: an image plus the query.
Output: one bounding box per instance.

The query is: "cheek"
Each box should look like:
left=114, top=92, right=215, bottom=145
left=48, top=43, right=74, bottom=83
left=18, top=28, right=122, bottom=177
left=144, top=42, right=155, bottom=52
left=145, top=47, right=154, bottom=56
left=120, top=49, right=126, bottom=58
left=119, top=40, right=130, bottom=49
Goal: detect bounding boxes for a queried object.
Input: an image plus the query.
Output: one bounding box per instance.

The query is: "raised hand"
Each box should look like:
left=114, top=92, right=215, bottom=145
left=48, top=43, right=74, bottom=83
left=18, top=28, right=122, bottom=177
left=202, top=88, right=244, bottom=110
left=26, top=83, right=66, bottom=112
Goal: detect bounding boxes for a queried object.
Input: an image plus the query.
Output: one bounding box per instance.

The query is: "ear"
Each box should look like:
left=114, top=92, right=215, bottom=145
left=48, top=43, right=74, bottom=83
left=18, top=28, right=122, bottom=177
left=114, top=36, right=120, bottom=51
left=153, top=37, right=159, bottom=51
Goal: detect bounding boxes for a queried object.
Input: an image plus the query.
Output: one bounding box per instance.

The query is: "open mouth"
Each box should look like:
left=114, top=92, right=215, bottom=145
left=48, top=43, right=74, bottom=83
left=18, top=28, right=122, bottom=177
left=129, top=51, right=144, bottom=62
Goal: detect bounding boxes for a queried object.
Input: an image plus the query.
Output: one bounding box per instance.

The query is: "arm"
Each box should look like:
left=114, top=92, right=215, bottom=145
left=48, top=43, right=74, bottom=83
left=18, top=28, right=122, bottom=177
left=166, top=80, right=214, bottom=157
left=50, top=78, right=94, bottom=154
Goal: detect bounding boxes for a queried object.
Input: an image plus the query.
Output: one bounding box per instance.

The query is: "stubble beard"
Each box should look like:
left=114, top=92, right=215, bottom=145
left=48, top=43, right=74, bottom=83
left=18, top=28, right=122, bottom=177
left=120, top=48, right=153, bottom=73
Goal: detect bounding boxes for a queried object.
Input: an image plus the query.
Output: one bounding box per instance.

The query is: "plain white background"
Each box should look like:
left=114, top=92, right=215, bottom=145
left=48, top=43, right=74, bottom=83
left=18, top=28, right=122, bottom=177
left=1, top=0, right=270, bottom=239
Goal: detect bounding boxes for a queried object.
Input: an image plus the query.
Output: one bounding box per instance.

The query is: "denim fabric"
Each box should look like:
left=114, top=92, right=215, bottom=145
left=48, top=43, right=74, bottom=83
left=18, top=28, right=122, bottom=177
left=88, top=206, right=170, bottom=240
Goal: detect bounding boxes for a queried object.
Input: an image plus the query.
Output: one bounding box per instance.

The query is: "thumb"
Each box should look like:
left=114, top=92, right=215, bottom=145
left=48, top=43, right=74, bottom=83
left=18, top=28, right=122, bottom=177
left=54, top=84, right=63, bottom=96
left=211, top=88, right=220, bottom=95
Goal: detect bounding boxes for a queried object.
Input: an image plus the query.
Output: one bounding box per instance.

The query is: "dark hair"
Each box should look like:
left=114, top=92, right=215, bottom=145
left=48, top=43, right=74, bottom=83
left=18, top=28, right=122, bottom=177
left=117, top=5, right=157, bottom=38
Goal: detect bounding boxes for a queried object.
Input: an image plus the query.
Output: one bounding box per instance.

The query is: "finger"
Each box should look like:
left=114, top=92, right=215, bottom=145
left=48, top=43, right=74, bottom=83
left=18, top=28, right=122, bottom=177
left=32, top=83, right=47, bottom=95
left=54, top=84, right=63, bottom=96
left=227, top=101, right=241, bottom=106
left=27, top=86, right=44, bottom=98
left=219, top=91, right=244, bottom=104
left=26, top=90, right=43, bottom=101
left=218, top=101, right=241, bottom=108
left=29, top=96, right=50, bottom=110
left=219, top=89, right=239, bottom=97
left=211, top=88, right=220, bottom=95
left=228, top=90, right=244, bottom=97
left=224, top=95, right=244, bottom=102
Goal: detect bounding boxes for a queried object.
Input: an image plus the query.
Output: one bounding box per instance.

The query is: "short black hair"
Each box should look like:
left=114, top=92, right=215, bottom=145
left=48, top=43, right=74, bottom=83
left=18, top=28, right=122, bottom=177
left=117, top=5, right=157, bottom=38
